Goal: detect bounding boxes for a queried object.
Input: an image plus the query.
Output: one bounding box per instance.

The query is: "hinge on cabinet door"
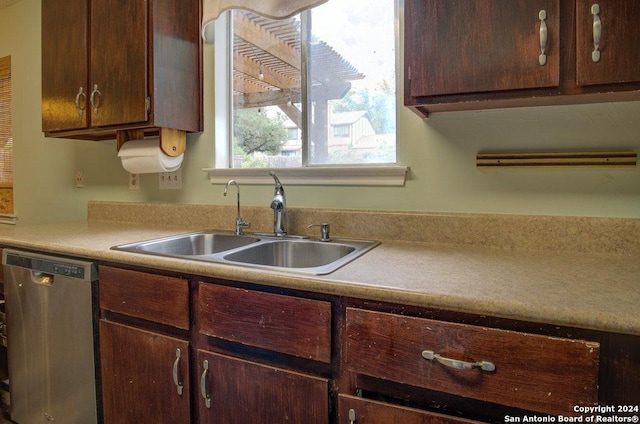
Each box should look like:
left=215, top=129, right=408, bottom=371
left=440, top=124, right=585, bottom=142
left=407, top=65, right=411, bottom=82
left=145, top=97, right=151, bottom=116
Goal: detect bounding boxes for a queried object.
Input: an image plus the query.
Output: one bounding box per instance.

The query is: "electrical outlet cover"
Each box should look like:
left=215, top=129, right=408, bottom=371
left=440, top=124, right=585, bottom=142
left=75, top=169, right=84, bottom=188
left=129, top=173, right=140, bottom=191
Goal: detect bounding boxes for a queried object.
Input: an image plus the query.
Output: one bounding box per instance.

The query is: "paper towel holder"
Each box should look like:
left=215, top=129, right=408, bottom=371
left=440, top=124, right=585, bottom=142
left=116, top=128, right=186, bottom=157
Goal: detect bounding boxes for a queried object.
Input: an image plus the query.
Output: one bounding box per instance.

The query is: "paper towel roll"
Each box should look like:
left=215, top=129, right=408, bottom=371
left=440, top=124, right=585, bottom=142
left=118, top=138, right=184, bottom=174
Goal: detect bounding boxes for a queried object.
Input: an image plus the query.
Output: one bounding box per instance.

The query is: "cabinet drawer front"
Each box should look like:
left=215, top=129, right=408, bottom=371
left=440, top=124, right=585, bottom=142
left=198, top=284, right=331, bottom=362
left=99, top=266, right=189, bottom=330
left=338, top=394, right=483, bottom=424
left=346, top=308, right=599, bottom=415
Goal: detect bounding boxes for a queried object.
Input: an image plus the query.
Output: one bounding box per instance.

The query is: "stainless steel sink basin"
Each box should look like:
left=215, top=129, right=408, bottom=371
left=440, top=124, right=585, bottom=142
left=223, top=239, right=356, bottom=269
left=114, top=231, right=260, bottom=256
left=112, top=230, right=379, bottom=275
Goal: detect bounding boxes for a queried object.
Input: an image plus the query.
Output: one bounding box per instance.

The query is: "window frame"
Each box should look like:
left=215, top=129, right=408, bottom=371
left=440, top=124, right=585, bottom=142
left=204, top=4, right=407, bottom=186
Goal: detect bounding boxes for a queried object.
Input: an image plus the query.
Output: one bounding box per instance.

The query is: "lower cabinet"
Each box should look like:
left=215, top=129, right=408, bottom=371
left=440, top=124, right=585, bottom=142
left=196, top=282, right=332, bottom=422
left=98, top=266, right=191, bottom=424
left=338, top=394, right=482, bottom=424
left=197, top=350, right=329, bottom=423
left=99, top=321, right=191, bottom=424
left=96, top=266, right=638, bottom=423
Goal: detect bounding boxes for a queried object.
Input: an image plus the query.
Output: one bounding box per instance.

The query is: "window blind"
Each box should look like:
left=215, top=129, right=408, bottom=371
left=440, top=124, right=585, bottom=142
left=0, top=55, right=13, bottom=186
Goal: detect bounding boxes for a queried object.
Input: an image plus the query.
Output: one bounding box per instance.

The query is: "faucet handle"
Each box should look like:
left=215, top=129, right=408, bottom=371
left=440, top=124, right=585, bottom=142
left=235, top=217, right=250, bottom=235
left=307, top=223, right=331, bottom=242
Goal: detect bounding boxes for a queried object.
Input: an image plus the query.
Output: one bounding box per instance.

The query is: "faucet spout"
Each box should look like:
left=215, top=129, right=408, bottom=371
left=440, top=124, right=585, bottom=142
left=269, top=172, right=287, bottom=236
left=224, top=180, right=249, bottom=235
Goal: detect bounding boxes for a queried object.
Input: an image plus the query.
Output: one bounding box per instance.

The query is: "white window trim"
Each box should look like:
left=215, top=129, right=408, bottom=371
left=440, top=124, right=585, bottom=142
left=205, top=165, right=409, bottom=186
left=203, top=6, right=408, bottom=187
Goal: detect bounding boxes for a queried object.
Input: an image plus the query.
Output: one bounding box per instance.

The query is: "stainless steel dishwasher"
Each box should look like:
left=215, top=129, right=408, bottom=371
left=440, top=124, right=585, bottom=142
left=2, top=249, right=98, bottom=424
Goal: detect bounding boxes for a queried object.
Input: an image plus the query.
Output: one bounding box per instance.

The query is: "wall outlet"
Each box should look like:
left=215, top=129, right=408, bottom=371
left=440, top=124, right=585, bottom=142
left=159, top=169, right=182, bottom=189
left=129, top=173, right=140, bottom=191
left=75, top=169, right=84, bottom=188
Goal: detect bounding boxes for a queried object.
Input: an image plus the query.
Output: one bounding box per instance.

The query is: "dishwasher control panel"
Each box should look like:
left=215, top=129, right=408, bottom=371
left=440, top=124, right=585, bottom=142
left=3, top=251, right=97, bottom=282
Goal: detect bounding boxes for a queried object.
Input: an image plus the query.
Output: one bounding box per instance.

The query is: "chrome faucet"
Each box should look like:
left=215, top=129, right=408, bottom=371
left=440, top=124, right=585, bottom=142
left=223, top=180, right=249, bottom=235
left=269, top=171, right=287, bottom=236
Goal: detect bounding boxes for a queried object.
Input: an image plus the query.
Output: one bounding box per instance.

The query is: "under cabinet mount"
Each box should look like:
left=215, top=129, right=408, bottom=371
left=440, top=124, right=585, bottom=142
left=116, top=127, right=186, bottom=157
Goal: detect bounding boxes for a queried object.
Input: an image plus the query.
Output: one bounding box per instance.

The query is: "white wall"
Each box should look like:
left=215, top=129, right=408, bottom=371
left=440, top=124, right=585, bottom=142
left=1, top=0, right=639, bottom=225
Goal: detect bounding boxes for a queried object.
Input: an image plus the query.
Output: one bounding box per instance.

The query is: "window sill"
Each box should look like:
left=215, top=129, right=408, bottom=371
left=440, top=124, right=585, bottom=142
left=204, top=165, right=409, bottom=186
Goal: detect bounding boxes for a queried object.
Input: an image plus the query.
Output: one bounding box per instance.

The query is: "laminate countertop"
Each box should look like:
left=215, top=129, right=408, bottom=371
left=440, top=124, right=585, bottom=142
left=0, top=219, right=638, bottom=337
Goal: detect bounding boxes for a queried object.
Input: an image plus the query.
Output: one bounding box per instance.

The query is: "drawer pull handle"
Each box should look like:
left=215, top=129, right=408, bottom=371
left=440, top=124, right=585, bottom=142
left=348, top=408, right=356, bottom=424
left=422, top=350, right=496, bottom=372
left=74, top=86, right=86, bottom=116
left=172, top=348, right=183, bottom=396
left=90, top=84, right=102, bottom=114
left=539, top=10, right=548, bottom=66
left=200, top=360, right=211, bottom=409
left=591, top=4, right=601, bottom=62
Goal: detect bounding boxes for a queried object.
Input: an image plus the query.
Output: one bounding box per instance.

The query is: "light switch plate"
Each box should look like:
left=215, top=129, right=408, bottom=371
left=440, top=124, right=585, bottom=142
left=159, top=169, right=182, bottom=189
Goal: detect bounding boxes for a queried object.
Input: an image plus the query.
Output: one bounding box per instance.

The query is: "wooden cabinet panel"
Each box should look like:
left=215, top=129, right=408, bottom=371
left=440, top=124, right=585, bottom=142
left=41, top=0, right=202, bottom=138
left=90, top=0, right=148, bottom=128
left=406, top=0, right=560, bottom=97
left=338, top=394, right=483, bottom=424
left=198, top=283, right=332, bottom=362
left=197, top=350, right=329, bottom=424
left=404, top=0, right=640, bottom=116
left=345, top=308, right=599, bottom=415
left=41, top=0, right=89, bottom=132
left=99, top=266, right=189, bottom=330
left=100, top=320, right=191, bottom=424
left=576, top=0, right=640, bottom=85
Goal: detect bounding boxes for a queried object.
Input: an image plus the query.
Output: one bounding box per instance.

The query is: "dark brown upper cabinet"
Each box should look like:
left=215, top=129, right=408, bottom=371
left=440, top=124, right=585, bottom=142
left=405, top=0, right=640, bottom=118
left=41, top=0, right=202, bottom=140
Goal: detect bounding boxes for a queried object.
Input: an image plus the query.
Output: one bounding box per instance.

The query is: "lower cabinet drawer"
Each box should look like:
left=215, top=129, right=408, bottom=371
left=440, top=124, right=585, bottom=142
left=338, top=394, right=483, bottom=424
left=198, top=283, right=332, bottom=362
left=345, top=308, right=599, bottom=415
left=99, top=266, right=189, bottom=329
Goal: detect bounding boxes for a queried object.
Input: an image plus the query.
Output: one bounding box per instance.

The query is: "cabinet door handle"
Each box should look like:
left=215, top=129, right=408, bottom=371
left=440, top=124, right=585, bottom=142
left=422, top=350, right=496, bottom=372
left=348, top=408, right=357, bottom=424
left=591, top=4, right=601, bottom=62
left=74, top=86, right=86, bottom=116
left=538, top=10, right=548, bottom=66
left=200, top=360, right=211, bottom=409
left=172, top=348, right=183, bottom=396
left=89, top=84, right=102, bottom=114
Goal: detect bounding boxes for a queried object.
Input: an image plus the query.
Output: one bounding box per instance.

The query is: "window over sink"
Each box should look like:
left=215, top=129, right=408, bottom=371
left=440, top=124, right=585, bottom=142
left=206, top=0, right=407, bottom=186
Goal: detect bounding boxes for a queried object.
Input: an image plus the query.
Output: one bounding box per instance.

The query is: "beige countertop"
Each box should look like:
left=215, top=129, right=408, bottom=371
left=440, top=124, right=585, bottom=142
left=0, top=218, right=638, bottom=337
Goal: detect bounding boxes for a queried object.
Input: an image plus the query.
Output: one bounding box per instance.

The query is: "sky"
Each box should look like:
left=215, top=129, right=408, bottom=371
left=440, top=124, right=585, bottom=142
left=310, top=0, right=396, bottom=91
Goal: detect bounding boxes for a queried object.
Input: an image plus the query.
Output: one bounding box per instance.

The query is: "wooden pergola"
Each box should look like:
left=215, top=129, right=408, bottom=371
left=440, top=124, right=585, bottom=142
left=232, top=11, right=364, bottom=158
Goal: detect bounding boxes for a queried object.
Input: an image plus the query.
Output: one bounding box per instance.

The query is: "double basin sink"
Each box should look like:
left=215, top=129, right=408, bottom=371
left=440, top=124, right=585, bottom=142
left=113, top=230, right=379, bottom=275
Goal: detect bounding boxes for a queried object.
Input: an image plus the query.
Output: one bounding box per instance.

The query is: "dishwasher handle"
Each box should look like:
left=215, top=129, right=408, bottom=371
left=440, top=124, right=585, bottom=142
left=31, top=271, right=55, bottom=286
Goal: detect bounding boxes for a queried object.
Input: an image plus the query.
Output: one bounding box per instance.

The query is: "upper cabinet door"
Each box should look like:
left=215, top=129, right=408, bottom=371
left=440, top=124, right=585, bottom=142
left=406, top=0, right=561, bottom=97
left=90, top=0, right=149, bottom=128
left=576, top=0, right=640, bottom=86
left=41, top=0, right=89, bottom=132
